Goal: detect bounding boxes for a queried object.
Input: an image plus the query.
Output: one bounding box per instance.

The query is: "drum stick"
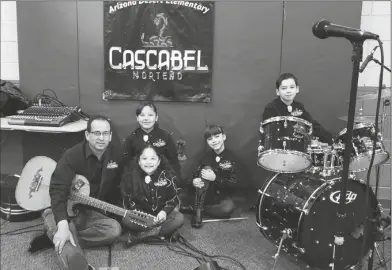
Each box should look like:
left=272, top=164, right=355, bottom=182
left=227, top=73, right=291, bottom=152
left=202, top=217, right=248, bottom=223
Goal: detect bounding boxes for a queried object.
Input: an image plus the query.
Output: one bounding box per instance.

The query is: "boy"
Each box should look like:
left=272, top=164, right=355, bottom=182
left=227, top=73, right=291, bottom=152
left=261, top=72, right=333, bottom=144
left=182, top=125, right=239, bottom=228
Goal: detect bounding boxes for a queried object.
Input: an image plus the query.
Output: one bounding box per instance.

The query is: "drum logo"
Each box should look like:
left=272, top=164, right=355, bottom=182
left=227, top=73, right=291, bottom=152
left=329, top=190, right=357, bottom=204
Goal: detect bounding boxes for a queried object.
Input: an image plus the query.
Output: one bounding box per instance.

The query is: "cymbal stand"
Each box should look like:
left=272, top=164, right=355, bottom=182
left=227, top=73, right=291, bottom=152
left=379, top=97, right=390, bottom=135
left=367, top=97, right=390, bottom=270
left=358, top=104, right=364, bottom=117
left=271, top=229, right=292, bottom=270
left=368, top=241, right=387, bottom=269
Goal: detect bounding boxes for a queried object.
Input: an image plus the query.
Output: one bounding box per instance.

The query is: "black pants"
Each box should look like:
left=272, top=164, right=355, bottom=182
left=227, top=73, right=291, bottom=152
left=179, top=189, right=235, bottom=218
left=204, top=198, right=235, bottom=218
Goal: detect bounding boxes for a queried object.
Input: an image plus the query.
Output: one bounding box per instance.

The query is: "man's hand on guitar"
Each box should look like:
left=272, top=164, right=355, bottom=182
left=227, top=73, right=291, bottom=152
left=53, top=220, right=76, bottom=254
left=154, top=210, right=167, bottom=224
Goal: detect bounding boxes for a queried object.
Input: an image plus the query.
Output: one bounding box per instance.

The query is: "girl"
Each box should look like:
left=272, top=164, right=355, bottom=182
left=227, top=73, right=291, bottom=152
left=121, top=144, right=184, bottom=243
left=124, top=101, right=182, bottom=185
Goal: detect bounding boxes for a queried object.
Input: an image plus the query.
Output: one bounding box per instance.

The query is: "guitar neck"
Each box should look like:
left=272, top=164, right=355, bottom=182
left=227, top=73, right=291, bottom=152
left=70, top=192, right=125, bottom=217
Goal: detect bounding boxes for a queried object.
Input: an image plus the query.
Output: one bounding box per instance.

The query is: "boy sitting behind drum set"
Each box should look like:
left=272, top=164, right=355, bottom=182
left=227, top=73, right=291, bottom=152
left=257, top=73, right=391, bottom=231
left=261, top=72, right=333, bottom=144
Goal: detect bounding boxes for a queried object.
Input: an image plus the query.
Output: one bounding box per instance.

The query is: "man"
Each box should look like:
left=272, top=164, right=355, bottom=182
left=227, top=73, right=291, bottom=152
left=38, top=115, right=123, bottom=270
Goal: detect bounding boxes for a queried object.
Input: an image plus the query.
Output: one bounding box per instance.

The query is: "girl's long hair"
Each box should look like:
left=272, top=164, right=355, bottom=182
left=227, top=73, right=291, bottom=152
left=120, top=146, right=175, bottom=197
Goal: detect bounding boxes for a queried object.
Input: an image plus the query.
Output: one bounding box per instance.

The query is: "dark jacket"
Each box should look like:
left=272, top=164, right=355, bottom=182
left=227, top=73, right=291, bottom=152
left=192, top=148, right=238, bottom=205
left=262, top=97, right=333, bottom=143
left=49, top=141, right=123, bottom=224
left=121, top=158, right=180, bottom=216
left=124, top=125, right=181, bottom=183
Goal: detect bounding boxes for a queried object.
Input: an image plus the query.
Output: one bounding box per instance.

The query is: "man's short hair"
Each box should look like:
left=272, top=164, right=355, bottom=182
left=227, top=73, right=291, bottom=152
left=86, top=115, right=111, bottom=132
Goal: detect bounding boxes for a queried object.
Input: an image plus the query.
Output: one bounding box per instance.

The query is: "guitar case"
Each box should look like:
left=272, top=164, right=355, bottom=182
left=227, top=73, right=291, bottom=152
left=0, top=175, right=41, bottom=222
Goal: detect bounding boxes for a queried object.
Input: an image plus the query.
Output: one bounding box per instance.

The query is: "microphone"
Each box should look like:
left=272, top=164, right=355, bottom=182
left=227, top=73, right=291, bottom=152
left=312, top=20, right=379, bottom=41
left=359, top=46, right=378, bottom=73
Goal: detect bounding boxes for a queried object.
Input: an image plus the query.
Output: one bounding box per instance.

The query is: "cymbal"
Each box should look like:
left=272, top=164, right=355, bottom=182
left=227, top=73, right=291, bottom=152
left=348, top=88, right=391, bottom=102
left=337, top=115, right=381, bottom=124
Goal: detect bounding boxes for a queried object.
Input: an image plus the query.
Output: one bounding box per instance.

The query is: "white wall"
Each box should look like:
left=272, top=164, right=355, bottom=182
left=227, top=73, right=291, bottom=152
left=359, top=1, right=391, bottom=87
left=2, top=1, right=389, bottom=85
left=1, top=1, right=19, bottom=81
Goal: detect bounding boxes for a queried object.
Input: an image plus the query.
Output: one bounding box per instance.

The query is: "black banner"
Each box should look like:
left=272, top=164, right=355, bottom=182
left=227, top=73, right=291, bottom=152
left=103, top=1, right=214, bottom=103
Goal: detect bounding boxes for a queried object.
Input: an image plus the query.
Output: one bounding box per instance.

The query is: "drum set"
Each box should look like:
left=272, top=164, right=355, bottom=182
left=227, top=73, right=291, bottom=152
left=255, top=88, right=391, bottom=270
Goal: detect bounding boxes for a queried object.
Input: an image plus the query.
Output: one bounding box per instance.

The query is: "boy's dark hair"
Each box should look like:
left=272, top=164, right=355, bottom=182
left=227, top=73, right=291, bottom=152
left=87, top=115, right=111, bottom=132
left=136, top=101, right=158, bottom=116
left=204, top=124, right=225, bottom=140
left=276, top=73, right=299, bottom=89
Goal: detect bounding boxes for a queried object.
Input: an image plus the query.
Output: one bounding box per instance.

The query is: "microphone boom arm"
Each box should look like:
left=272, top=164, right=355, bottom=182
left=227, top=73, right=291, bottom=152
left=372, top=57, right=392, bottom=73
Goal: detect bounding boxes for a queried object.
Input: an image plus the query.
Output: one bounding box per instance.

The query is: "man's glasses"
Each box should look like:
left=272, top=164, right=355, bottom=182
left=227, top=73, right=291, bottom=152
left=90, top=131, right=111, bottom=137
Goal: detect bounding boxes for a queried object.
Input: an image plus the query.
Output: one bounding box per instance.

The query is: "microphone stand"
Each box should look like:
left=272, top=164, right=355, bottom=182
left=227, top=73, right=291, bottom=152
left=332, top=39, right=363, bottom=269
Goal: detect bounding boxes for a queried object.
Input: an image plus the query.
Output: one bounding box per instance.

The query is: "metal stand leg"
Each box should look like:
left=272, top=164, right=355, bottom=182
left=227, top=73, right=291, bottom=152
left=374, top=242, right=387, bottom=267
left=365, top=95, right=390, bottom=270
left=271, top=229, right=292, bottom=270
left=367, top=165, right=381, bottom=270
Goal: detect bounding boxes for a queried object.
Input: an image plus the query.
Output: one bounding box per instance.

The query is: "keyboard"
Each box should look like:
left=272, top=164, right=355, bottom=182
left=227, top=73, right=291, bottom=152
left=7, top=105, right=78, bottom=127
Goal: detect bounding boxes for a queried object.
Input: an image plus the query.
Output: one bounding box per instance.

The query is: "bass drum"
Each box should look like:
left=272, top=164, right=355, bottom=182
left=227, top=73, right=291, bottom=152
left=0, top=175, right=40, bottom=222
left=256, top=172, right=379, bottom=270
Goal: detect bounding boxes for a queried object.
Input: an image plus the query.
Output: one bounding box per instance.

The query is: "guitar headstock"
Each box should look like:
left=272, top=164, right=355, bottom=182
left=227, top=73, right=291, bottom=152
left=124, top=209, right=156, bottom=228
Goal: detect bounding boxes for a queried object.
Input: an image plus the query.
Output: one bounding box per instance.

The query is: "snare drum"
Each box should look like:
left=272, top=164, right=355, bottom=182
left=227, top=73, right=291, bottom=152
left=258, top=116, right=313, bottom=173
left=256, top=172, right=379, bottom=270
left=335, top=123, right=390, bottom=172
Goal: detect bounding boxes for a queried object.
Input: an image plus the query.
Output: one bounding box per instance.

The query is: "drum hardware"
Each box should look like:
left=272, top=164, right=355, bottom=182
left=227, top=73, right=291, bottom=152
left=257, top=189, right=270, bottom=196
left=371, top=243, right=386, bottom=267
left=365, top=58, right=391, bottom=269
left=271, top=228, right=292, bottom=270
left=366, top=164, right=387, bottom=270
left=291, top=242, right=305, bottom=254
left=294, top=207, right=309, bottom=215
left=325, top=179, right=337, bottom=185
left=307, top=139, right=343, bottom=177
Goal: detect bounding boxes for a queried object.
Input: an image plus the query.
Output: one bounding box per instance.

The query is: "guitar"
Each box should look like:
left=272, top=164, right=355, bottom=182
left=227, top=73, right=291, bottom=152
left=15, top=156, right=156, bottom=228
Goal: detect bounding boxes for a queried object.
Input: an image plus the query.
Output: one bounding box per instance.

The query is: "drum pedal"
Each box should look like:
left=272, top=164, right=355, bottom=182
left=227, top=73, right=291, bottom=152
left=271, top=229, right=292, bottom=270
